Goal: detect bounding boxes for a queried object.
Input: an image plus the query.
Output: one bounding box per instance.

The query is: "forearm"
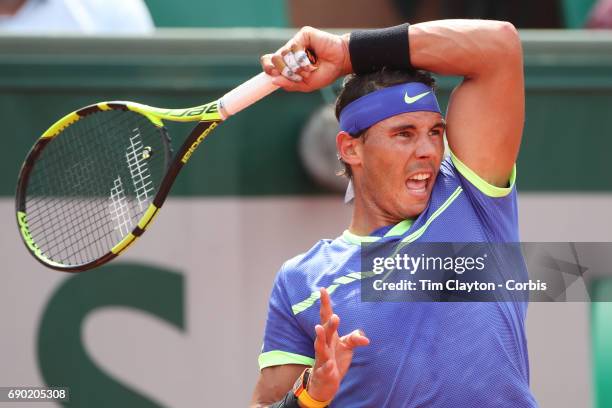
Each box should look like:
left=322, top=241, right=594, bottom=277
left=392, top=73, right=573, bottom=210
left=251, top=365, right=309, bottom=408
left=408, top=19, right=521, bottom=78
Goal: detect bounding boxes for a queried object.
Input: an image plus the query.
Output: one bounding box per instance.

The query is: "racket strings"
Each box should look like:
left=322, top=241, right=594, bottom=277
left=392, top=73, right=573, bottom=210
left=31, top=112, right=150, bottom=264
left=27, top=113, right=119, bottom=264
left=67, top=113, right=142, bottom=264
left=23, top=109, right=168, bottom=266
left=28, top=112, right=130, bottom=259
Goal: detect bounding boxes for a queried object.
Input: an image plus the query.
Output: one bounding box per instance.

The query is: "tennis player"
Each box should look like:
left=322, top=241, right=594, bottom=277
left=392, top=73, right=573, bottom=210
left=252, top=20, right=537, bottom=407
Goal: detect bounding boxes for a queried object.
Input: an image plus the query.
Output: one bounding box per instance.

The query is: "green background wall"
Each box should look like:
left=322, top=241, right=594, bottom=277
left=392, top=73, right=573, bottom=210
left=3, top=29, right=612, bottom=197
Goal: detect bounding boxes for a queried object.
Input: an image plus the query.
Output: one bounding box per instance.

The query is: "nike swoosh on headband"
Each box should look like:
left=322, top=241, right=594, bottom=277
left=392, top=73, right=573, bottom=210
left=404, top=91, right=430, bottom=104
left=339, top=82, right=441, bottom=134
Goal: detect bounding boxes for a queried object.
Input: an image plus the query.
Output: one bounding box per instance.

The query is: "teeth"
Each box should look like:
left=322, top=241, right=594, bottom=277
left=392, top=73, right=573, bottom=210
left=409, top=173, right=430, bottom=181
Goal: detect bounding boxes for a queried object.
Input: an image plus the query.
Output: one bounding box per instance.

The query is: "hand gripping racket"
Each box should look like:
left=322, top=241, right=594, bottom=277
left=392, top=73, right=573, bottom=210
left=15, top=70, right=295, bottom=272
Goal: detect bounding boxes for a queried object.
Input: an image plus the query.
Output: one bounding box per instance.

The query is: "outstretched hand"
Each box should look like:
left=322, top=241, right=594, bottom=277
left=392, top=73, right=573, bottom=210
left=259, top=27, right=352, bottom=93
left=307, top=288, right=370, bottom=402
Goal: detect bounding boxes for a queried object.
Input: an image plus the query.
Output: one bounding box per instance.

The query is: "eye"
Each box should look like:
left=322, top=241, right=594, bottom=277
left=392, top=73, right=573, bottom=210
left=429, top=129, right=442, bottom=137
left=395, top=131, right=413, bottom=138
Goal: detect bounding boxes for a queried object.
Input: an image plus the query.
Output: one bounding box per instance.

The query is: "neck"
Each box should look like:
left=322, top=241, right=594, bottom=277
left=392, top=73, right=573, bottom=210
left=349, top=193, right=404, bottom=236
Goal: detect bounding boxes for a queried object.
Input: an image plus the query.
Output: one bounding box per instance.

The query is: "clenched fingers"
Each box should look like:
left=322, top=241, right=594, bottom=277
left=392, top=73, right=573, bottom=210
left=259, top=53, right=278, bottom=76
left=259, top=42, right=316, bottom=89
left=272, top=54, right=302, bottom=82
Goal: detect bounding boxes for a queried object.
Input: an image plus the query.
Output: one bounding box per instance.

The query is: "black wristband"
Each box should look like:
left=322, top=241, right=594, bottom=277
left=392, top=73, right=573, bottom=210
left=268, top=390, right=300, bottom=408
left=349, top=23, right=412, bottom=74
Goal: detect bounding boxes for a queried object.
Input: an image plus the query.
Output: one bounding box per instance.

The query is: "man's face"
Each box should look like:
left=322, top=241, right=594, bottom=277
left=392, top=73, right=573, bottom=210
left=353, top=111, right=445, bottom=221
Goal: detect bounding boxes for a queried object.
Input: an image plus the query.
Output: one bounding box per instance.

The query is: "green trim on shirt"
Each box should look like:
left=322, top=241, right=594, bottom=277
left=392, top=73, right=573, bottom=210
left=341, top=218, right=414, bottom=245
left=258, top=350, right=314, bottom=370
left=384, top=218, right=414, bottom=237
left=341, top=186, right=463, bottom=246
left=449, top=150, right=516, bottom=198
left=401, top=186, right=463, bottom=243
left=292, top=187, right=463, bottom=315
left=342, top=230, right=380, bottom=245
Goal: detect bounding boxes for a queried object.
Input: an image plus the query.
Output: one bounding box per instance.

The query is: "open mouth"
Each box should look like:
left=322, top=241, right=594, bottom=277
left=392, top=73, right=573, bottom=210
left=406, top=172, right=432, bottom=195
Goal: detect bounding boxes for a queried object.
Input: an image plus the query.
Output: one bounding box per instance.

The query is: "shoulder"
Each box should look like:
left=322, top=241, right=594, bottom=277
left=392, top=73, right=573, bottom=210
left=280, top=237, right=345, bottom=278
left=275, top=237, right=352, bottom=296
left=440, top=151, right=520, bottom=241
left=432, top=153, right=517, bottom=202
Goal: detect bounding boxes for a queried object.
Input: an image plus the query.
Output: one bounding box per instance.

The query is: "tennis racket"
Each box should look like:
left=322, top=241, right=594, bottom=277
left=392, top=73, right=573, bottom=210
left=15, top=67, right=304, bottom=272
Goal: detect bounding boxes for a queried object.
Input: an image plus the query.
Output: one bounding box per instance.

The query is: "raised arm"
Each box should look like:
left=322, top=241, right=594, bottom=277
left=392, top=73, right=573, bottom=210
left=262, top=20, right=523, bottom=188
left=409, top=20, right=524, bottom=187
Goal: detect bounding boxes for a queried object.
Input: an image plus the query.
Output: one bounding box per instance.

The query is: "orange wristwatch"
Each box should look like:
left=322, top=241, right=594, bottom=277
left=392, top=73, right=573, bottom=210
left=292, top=368, right=332, bottom=408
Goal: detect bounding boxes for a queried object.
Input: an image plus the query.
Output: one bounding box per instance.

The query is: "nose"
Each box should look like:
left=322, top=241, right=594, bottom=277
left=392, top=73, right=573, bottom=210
left=414, top=133, right=438, bottom=159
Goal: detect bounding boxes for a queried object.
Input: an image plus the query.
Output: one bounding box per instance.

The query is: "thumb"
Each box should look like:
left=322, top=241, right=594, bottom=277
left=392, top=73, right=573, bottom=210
left=340, top=329, right=370, bottom=349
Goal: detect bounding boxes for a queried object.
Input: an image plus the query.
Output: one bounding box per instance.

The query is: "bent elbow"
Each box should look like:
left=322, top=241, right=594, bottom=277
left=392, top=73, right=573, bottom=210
left=474, top=21, right=522, bottom=72
left=495, top=21, right=522, bottom=56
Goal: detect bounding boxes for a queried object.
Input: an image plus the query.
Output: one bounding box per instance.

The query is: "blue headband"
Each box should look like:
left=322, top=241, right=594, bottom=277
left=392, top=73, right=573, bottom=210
left=338, top=82, right=441, bottom=135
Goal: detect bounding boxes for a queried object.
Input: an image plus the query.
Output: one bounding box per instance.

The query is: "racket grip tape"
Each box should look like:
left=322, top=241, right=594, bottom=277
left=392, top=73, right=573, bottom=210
left=218, top=72, right=277, bottom=119
left=218, top=49, right=317, bottom=119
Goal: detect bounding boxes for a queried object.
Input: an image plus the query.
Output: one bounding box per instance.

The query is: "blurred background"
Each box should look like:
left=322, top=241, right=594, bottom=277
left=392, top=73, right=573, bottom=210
left=1, top=0, right=612, bottom=407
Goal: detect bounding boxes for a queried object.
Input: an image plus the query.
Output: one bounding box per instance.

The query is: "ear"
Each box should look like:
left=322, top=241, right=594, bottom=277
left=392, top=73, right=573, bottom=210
left=336, top=131, right=362, bottom=167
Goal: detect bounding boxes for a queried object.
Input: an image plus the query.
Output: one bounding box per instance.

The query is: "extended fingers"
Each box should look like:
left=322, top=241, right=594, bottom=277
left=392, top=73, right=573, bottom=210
left=319, top=287, right=333, bottom=324
left=340, top=329, right=370, bottom=349
left=314, top=313, right=340, bottom=363
left=324, top=314, right=339, bottom=347
left=314, top=324, right=331, bottom=361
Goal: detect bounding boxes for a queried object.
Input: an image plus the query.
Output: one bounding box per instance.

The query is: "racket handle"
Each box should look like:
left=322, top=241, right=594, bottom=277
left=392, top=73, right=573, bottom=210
left=218, top=72, right=279, bottom=120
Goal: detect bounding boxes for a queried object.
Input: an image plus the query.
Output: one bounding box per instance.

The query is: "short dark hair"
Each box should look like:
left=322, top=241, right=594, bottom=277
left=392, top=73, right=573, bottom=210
left=335, top=69, right=437, bottom=178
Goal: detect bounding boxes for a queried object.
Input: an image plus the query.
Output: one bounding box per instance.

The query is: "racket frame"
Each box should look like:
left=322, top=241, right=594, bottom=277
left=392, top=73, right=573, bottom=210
left=16, top=71, right=281, bottom=272
left=16, top=100, right=223, bottom=272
